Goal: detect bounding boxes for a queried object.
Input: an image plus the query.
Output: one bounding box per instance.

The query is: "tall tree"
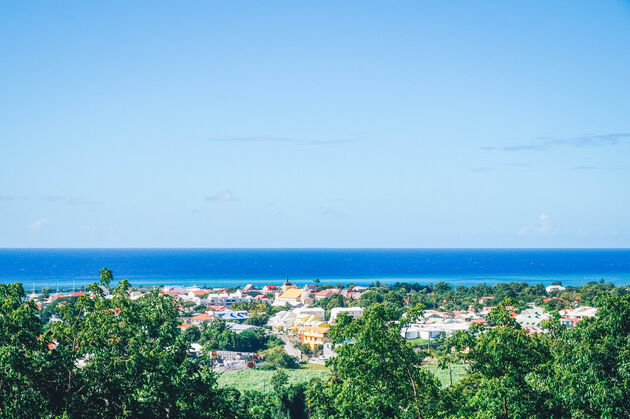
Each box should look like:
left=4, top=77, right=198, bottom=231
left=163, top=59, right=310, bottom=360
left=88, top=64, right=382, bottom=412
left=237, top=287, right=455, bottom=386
left=309, top=304, right=442, bottom=418
left=0, top=283, right=46, bottom=418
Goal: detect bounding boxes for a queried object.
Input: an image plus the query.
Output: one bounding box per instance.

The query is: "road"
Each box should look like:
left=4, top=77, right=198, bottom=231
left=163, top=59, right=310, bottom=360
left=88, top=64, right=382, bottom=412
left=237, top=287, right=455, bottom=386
left=278, top=334, right=302, bottom=359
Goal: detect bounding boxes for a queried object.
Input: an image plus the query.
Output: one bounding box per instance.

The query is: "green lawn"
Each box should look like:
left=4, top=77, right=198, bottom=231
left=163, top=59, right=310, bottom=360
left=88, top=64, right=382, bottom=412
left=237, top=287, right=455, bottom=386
left=217, top=366, right=329, bottom=393
left=218, top=362, right=467, bottom=393
left=426, top=363, right=469, bottom=387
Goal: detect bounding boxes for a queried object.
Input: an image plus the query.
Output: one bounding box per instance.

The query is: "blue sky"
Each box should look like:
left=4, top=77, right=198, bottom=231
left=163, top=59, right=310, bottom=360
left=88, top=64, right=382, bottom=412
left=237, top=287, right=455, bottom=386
left=1, top=1, right=630, bottom=248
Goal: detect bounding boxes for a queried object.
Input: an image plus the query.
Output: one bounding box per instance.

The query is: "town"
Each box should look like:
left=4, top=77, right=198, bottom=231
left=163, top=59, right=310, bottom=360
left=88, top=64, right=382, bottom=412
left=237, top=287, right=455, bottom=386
left=3, top=270, right=629, bottom=418
left=32, top=277, right=606, bottom=370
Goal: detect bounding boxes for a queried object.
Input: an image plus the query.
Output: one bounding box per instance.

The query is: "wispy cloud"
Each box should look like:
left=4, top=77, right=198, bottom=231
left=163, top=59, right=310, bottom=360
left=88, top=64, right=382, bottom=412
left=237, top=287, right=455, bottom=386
left=468, top=167, right=494, bottom=173
left=205, top=190, right=237, bottom=203
left=206, top=136, right=355, bottom=146
left=0, top=195, right=29, bottom=201
left=568, top=165, right=626, bottom=171
left=483, top=132, right=630, bottom=152
left=43, top=195, right=102, bottom=206
left=517, top=213, right=557, bottom=236
left=498, top=163, right=532, bottom=167
left=320, top=206, right=347, bottom=216
left=469, top=163, right=531, bottom=173
left=28, top=218, right=48, bottom=234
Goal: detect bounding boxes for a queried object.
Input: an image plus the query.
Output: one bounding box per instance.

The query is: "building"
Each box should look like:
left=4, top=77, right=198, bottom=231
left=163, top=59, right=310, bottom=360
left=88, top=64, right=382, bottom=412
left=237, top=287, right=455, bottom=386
left=515, top=307, right=551, bottom=327
left=546, top=285, right=566, bottom=293
left=329, top=307, right=364, bottom=323
left=189, top=313, right=215, bottom=325
left=300, top=325, right=330, bottom=349
left=274, top=287, right=310, bottom=306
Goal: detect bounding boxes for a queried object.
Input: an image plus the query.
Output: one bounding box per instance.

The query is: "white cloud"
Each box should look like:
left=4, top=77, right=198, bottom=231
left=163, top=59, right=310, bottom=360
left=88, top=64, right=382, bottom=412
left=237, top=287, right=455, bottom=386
left=205, top=190, right=237, bottom=203
left=28, top=218, right=48, bottom=234
left=517, top=213, right=556, bottom=236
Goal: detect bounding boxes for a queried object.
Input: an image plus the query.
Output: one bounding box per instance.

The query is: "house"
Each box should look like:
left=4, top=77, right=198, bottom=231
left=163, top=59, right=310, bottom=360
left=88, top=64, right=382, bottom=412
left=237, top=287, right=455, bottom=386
left=515, top=307, right=551, bottom=327
left=546, top=285, right=566, bottom=293
left=215, top=309, right=249, bottom=321
left=204, top=292, right=251, bottom=307
left=241, top=284, right=263, bottom=297
left=188, top=289, right=211, bottom=298
left=300, top=325, right=330, bottom=349
left=402, top=321, right=469, bottom=340
left=402, top=326, right=442, bottom=340
left=294, top=307, right=325, bottom=318
left=227, top=323, right=260, bottom=334
left=189, top=313, right=215, bottom=325
left=314, top=289, right=339, bottom=300
left=559, top=306, right=597, bottom=320
left=262, top=285, right=280, bottom=293
left=267, top=311, right=297, bottom=330
left=329, top=307, right=364, bottom=323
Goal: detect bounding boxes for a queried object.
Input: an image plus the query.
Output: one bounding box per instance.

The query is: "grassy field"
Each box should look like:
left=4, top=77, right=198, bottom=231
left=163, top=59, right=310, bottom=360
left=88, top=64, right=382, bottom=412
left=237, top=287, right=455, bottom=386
left=217, top=366, right=329, bottom=393
left=218, top=362, right=467, bottom=392
left=426, top=363, right=469, bottom=387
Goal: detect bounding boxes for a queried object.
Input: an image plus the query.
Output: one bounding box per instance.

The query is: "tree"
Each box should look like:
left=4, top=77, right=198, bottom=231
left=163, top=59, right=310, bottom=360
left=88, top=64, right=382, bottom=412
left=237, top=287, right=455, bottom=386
left=0, top=283, right=46, bottom=418
left=39, top=271, right=238, bottom=418
left=310, top=305, right=442, bottom=418
left=543, top=294, right=630, bottom=417
left=441, top=316, right=561, bottom=418
left=263, top=346, right=299, bottom=369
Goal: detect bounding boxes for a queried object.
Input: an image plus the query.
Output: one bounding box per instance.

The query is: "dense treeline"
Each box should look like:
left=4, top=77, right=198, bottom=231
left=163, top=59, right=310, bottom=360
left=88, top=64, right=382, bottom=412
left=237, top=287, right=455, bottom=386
left=1, top=269, right=629, bottom=418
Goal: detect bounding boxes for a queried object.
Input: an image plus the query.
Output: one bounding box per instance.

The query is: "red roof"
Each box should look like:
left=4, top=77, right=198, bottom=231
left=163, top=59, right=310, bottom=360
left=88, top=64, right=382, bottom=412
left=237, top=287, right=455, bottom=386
left=191, top=289, right=209, bottom=296
left=254, top=294, right=269, bottom=300
left=70, top=292, right=86, bottom=297
left=316, top=289, right=338, bottom=297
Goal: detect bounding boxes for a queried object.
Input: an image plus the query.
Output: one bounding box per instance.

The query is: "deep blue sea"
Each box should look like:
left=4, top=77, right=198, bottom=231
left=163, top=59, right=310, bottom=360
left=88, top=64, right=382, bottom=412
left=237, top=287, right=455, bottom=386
left=1, top=249, right=629, bottom=290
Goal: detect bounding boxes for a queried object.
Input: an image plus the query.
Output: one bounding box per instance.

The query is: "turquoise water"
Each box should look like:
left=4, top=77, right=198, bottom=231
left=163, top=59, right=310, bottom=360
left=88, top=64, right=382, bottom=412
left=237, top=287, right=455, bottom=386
left=1, top=248, right=629, bottom=289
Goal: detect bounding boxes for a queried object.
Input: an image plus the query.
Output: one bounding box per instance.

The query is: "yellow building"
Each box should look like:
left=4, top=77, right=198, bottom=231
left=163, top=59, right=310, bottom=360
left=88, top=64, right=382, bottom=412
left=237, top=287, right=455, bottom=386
left=275, top=287, right=306, bottom=305
left=300, top=325, right=330, bottom=349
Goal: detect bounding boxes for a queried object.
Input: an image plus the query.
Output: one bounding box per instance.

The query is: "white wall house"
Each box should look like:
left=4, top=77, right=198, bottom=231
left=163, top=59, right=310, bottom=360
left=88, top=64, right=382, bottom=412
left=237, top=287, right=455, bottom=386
left=329, top=307, right=364, bottom=323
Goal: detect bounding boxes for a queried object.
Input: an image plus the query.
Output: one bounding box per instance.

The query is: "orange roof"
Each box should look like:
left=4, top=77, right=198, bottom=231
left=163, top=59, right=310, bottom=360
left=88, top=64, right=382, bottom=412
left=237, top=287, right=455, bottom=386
left=190, top=313, right=214, bottom=321
left=177, top=323, right=193, bottom=328
left=191, top=289, right=209, bottom=295
left=70, top=292, right=86, bottom=297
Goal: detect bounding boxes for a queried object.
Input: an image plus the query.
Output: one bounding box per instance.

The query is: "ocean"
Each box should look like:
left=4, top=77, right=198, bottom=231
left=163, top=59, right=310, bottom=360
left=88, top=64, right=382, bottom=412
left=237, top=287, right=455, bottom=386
left=1, top=248, right=629, bottom=290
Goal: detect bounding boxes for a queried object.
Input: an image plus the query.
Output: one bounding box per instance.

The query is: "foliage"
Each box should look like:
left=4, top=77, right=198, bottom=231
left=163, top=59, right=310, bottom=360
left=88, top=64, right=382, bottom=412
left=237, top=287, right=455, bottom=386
left=541, top=294, right=630, bottom=418
left=309, top=305, right=443, bottom=418
left=441, top=312, right=561, bottom=418
left=200, top=318, right=280, bottom=353
left=0, top=272, right=239, bottom=418
left=0, top=283, right=46, bottom=418
left=262, top=346, right=300, bottom=369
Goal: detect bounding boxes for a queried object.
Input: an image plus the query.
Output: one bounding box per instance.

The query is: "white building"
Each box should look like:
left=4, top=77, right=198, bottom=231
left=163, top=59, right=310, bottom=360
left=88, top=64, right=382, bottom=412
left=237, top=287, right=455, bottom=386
left=329, top=307, right=364, bottom=323
left=546, top=285, right=566, bottom=293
